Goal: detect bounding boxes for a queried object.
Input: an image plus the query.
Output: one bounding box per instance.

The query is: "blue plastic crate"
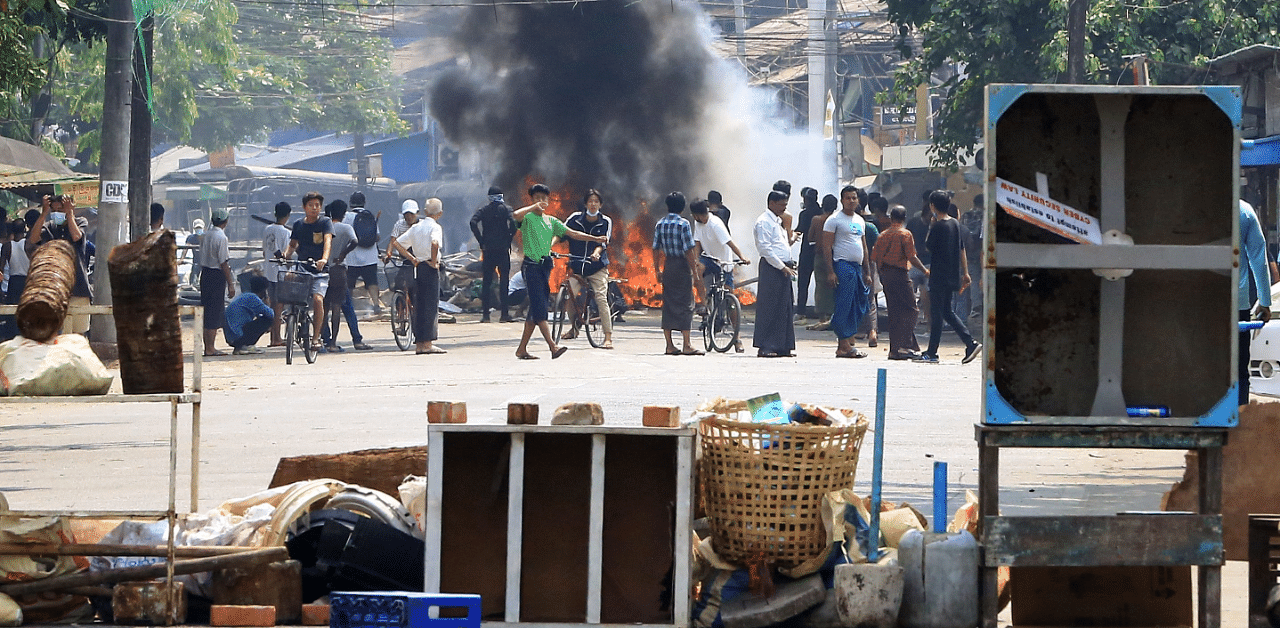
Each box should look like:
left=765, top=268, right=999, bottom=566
left=330, top=592, right=482, bottom=628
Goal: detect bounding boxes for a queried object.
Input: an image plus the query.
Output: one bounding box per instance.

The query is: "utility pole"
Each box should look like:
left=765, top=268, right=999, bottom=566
left=128, top=12, right=154, bottom=239
left=734, top=0, right=747, bottom=61
left=95, top=0, right=134, bottom=343
left=353, top=132, right=368, bottom=193
left=807, top=0, right=826, bottom=140
left=1066, top=0, right=1087, bottom=83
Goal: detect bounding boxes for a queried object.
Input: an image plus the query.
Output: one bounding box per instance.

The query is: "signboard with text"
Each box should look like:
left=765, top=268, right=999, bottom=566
left=994, top=177, right=1101, bottom=245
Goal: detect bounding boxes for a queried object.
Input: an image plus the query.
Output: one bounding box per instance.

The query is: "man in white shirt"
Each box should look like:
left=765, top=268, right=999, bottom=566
left=751, top=190, right=797, bottom=358
left=388, top=198, right=446, bottom=355
left=691, top=199, right=749, bottom=352
left=200, top=209, right=235, bottom=356
left=262, top=202, right=292, bottom=346
left=822, top=185, right=873, bottom=358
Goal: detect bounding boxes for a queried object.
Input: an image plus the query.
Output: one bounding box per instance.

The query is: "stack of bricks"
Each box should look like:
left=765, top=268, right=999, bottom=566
left=427, top=401, right=467, bottom=424
left=507, top=403, right=539, bottom=425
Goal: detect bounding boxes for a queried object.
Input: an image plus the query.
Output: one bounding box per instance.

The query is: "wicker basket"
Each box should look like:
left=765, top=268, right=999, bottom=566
left=698, top=415, right=868, bottom=568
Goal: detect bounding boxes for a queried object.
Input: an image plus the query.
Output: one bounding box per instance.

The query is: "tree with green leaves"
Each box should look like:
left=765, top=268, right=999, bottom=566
left=884, top=0, right=1280, bottom=168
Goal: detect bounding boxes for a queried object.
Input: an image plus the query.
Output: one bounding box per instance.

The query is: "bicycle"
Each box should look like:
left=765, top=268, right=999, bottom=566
left=384, top=259, right=415, bottom=351
left=276, top=259, right=324, bottom=365
left=550, top=253, right=619, bottom=349
left=700, top=256, right=750, bottom=353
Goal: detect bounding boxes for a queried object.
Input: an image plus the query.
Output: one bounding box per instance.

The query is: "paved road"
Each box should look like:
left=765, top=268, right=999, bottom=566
left=0, top=307, right=1250, bottom=624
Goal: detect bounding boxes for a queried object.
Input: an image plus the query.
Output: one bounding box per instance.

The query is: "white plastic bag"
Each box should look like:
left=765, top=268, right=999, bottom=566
left=0, top=335, right=112, bottom=396
left=398, top=475, right=426, bottom=533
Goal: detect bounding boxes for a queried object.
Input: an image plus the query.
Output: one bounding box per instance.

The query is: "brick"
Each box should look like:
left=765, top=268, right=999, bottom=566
left=113, top=580, right=187, bottom=625
left=211, top=560, right=301, bottom=624
left=507, top=403, right=538, bottom=425
left=427, top=401, right=468, bottom=424
left=300, top=604, right=330, bottom=626
left=210, top=605, right=277, bottom=627
left=551, top=402, right=604, bottom=425
left=642, top=405, right=681, bottom=428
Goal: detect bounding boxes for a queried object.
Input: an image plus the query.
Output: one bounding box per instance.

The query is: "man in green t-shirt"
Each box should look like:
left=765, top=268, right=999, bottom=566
left=513, top=183, right=606, bottom=360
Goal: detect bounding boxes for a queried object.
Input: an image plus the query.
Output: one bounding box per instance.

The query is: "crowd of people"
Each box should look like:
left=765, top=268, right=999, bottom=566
left=0, top=181, right=985, bottom=366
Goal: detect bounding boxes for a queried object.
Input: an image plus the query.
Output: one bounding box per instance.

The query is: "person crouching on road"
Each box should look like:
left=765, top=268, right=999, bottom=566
left=224, top=275, right=274, bottom=355
left=513, top=183, right=607, bottom=360
left=389, top=198, right=447, bottom=355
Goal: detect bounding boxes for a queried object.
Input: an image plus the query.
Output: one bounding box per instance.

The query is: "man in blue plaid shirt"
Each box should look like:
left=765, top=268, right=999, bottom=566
left=653, top=192, right=704, bottom=356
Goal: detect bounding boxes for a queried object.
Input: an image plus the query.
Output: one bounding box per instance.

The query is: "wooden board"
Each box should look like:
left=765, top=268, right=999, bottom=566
left=439, top=434, right=510, bottom=621
left=1010, top=566, right=1192, bottom=627
left=983, top=515, right=1222, bottom=567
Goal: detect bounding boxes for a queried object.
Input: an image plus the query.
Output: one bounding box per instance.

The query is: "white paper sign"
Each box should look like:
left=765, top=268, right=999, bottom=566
left=994, top=177, right=1101, bottom=245
left=100, top=180, right=128, bottom=204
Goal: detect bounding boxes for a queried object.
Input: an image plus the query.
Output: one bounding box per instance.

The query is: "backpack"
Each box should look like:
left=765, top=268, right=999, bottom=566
left=353, top=208, right=378, bottom=248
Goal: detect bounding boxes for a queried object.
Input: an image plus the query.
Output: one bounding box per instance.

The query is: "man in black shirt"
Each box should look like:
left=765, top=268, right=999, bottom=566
left=470, top=186, right=517, bottom=323
left=905, top=190, right=934, bottom=326
left=708, top=190, right=731, bottom=234
left=283, top=191, right=333, bottom=352
left=562, top=189, right=614, bottom=348
left=794, top=187, right=821, bottom=318
left=916, top=190, right=981, bottom=364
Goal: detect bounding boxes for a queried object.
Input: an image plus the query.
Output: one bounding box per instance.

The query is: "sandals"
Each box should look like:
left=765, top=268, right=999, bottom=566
left=552, top=346, right=568, bottom=359
left=836, top=349, right=868, bottom=359
left=601, top=340, right=614, bottom=350
left=665, top=348, right=681, bottom=356
left=516, top=352, right=539, bottom=360
left=681, top=348, right=705, bottom=356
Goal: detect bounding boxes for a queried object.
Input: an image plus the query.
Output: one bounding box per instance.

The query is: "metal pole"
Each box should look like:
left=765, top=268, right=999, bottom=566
left=933, top=461, right=948, bottom=533
left=868, top=368, right=886, bottom=562
left=354, top=132, right=368, bottom=193
left=733, top=0, right=746, bottom=60
left=807, top=0, right=826, bottom=140
left=94, top=0, right=135, bottom=342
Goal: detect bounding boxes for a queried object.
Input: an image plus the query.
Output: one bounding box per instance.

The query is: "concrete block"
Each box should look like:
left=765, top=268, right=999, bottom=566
left=210, top=560, right=301, bottom=624
left=642, top=405, right=680, bottom=427
left=507, top=403, right=539, bottom=425
left=112, top=580, right=187, bottom=625
left=209, top=605, right=276, bottom=627
left=833, top=563, right=904, bottom=628
left=427, top=401, right=468, bottom=424
left=300, top=604, right=329, bottom=626
left=720, top=573, right=825, bottom=628
left=551, top=402, right=604, bottom=425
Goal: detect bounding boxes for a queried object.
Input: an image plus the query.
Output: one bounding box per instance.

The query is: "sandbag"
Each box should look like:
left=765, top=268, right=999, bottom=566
left=398, top=475, right=426, bottom=533
left=0, top=335, right=112, bottom=396
left=0, top=516, right=93, bottom=623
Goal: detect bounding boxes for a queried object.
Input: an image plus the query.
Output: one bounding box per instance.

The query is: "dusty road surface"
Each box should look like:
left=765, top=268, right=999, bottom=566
left=0, top=308, right=1245, bottom=624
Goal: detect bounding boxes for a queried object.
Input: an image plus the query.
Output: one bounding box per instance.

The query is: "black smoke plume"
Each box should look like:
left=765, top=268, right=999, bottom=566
left=430, top=0, right=718, bottom=206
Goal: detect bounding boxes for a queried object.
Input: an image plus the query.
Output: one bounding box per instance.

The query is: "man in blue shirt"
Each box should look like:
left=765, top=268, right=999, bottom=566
left=224, top=275, right=275, bottom=355
left=1240, top=200, right=1272, bottom=404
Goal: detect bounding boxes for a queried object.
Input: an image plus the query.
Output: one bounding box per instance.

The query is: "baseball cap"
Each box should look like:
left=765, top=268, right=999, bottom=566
left=192, top=219, right=205, bottom=230
left=210, top=209, right=229, bottom=224
left=401, top=199, right=421, bottom=215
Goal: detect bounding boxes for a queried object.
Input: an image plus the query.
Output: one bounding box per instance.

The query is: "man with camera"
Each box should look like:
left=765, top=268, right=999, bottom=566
left=25, top=194, right=93, bottom=335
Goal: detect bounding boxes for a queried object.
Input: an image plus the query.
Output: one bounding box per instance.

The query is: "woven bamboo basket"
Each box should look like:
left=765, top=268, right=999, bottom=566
left=698, top=415, right=868, bottom=568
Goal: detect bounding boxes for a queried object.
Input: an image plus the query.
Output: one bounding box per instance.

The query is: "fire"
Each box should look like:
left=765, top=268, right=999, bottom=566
left=523, top=179, right=752, bottom=309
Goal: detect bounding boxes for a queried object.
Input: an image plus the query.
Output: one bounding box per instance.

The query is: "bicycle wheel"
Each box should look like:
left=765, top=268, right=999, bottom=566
left=585, top=296, right=603, bottom=348
left=283, top=308, right=296, bottom=365
left=709, top=292, right=742, bottom=353
left=301, top=310, right=319, bottom=364
left=701, top=298, right=716, bottom=353
left=391, top=291, right=412, bottom=351
left=551, top=285, right=572, bottom=341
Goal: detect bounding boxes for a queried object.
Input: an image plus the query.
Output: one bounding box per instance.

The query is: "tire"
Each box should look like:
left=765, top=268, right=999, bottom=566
left=391, top=291, right=412, bottom=351
left=283, top=308, right=296, bottom=365
left=301, top=310, right=319, bottom=364
left=551, top=285, right=572, bottom=342
left=708, top=292, right=742, bottom=353
left=701, top=299, right=716, bottom=353
left=585, top=296, right=603, bottom=348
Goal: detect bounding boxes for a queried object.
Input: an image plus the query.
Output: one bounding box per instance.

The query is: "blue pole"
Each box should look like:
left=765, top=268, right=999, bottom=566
left=933, top=461, right=948, bottom=533
left=869, top=368, right=887, bottom=562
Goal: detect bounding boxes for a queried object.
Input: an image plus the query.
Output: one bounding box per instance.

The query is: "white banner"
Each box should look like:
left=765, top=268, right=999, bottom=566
left=994, top=177, right=1101, bottom=245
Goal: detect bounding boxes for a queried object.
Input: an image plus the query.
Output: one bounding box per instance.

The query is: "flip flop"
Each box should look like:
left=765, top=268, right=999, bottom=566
left=665, top=349, right=681, bottom=356
left=681, top=348, right=705, bottom=356
left=552, top=346, right=568, bottom=359
left=204, top=351, right=228, bottom=357
left=837, top=350, right=868, bottom=359
left=601, top=341, right=614, bottom=350
left=516, top=352, right=539, bottom=360
left=757, top=351, right=779, bottom=358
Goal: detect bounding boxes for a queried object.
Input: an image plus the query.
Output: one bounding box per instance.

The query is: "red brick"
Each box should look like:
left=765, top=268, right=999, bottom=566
left=507, top=403, right=538, bottom=425
left=427, top=401, right=468, bottom=424
left=301, top=603, right=330, bottom=626
left=643, top=405, right=681, bottom=428
left=210, top=605, right=277, bottom=627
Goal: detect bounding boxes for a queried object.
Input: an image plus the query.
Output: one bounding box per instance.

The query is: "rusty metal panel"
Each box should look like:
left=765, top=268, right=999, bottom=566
left=112, top=580, right=186, bottom=625
left=983, top=84, right=1242, bottom=427
left=982, top=515, right=1223, bottom=567
left=975, top=424, right=1228, bottom=449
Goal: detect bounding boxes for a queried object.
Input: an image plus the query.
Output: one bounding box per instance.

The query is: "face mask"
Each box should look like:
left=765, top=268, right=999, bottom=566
left=194, top=228, right=204, bottom=235
left=49, top=212, right=66, bottom=227
left=587, top=208, right=600, bottom=217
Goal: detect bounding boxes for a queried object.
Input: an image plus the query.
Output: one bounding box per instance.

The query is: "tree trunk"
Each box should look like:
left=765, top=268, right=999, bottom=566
left=108, top=229, right=182, bottom=393
left=16, top=240, right=76, bottom=342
